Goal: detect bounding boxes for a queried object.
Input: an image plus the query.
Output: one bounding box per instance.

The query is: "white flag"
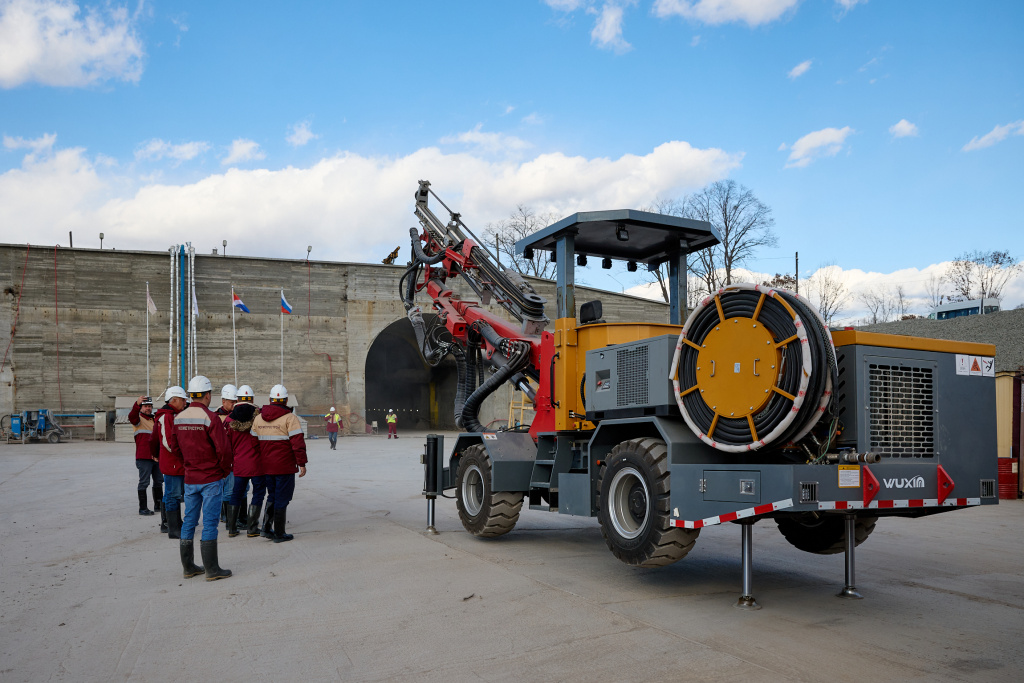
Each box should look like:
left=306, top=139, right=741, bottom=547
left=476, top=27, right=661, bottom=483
left=192, top=288, right=199, bottom=316
left=146, top=289, right=157, bottom=314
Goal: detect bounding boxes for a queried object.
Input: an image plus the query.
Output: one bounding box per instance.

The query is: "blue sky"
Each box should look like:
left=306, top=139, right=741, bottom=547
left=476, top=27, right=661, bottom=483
left=1, top=0, right=1022, bottom=320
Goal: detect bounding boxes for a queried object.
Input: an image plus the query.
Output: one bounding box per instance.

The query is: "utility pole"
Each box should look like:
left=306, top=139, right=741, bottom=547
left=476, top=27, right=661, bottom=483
left=795, top=252, right=799, bottom=295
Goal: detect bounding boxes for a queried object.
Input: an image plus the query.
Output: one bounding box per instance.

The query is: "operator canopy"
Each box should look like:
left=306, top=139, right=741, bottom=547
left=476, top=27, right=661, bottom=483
left=513, top=209, right=720, bottom=265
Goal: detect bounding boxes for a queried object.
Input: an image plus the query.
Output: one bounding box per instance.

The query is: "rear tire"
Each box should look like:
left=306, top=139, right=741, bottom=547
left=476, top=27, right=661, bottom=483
left=47, top=431, right=61, bottom=444
left=597, top=438, right=699, bottom=568
left=454, top=445, right=523, bottom=538
left=775, top=514, right=877, bottom=554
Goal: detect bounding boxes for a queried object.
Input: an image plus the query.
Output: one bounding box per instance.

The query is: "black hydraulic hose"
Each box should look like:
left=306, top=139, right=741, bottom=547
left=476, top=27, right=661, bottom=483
left=549, top=352, right=560, bottom=409
left=409, top=227, right=446, bottom=265
left=451, top=344, right=468, bottom=429
left=461, top=347, right=527, bottom=432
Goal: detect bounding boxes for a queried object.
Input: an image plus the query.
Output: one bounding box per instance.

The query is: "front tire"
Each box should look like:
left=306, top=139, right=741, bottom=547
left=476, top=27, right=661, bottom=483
left=775, top=514, right=877, bottom=554
left=597, top=438, right=698, bottom=568
left=454, top=445, right=523, bottom=538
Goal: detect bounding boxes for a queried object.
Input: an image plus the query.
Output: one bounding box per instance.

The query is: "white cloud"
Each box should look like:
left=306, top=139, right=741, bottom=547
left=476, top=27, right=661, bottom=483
left=788, top=59, right=812, bottom=79
left=221, top=139, right=266, bottom=166
left=521, top=113, right=543, bottom=125
left=835, top=0, right=867, bottom=12
left=962, top=120, right=1024, bottom=152
left=0, top=137, right=742, bottom=263
left=544, top=0, right=589, bottom=9
left=3, top=132, right=57, bottom=153
left=0, top=0, right=144, bottom=88
left=783, top=126, right=854, bottom=168
left=440, top=124, right=531, bottom=155
left=690, top=34, right=701, bottom=46
left=503, top=105, right=515, bottom=115
left=286, top=121, right=318, bottom=147
left=134, top=139, right=210, bottom=163
left=591, top=2, right=633, bottom=53
left=889, top=119, right=918, bottom=139
left=653, top=0, right=801, bottom=27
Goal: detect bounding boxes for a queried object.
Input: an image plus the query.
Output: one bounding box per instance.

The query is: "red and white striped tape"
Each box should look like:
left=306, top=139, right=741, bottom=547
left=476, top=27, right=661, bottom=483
left=818, top=498, right=981, bottom=510
left=670, top=498, right=794, bottom=529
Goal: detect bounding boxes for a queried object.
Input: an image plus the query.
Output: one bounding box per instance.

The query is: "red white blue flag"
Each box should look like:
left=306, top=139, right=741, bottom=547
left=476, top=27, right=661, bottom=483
left=232, top=292, right=250, bottom=313
left=281, top=290, right=292, bottom=314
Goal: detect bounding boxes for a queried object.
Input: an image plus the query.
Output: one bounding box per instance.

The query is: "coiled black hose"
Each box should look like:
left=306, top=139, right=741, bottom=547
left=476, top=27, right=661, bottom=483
left=678, top=287, right=831, bottom=449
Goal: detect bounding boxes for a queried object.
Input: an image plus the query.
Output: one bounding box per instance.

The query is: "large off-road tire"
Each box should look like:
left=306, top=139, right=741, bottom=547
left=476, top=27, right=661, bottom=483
left=775, top=514, right=878, bottom=555
left=597, top=438, right=699, bottom=568
left=454, top=444, right=523, bottom=538
left=47, top=431, right=61, bottom=444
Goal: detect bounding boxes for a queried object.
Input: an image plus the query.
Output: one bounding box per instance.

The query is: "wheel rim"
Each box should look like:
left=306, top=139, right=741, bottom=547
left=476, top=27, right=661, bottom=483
left=609, top=467, right=649, bottom=539
left=462, top=464, right=485, bottom=517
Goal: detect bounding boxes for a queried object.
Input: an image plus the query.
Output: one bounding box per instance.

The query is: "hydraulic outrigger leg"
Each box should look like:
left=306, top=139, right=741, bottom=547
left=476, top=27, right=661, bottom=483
left=837, top=513, right=863, bottom=599
left=735, top=520, right=761, bottom=610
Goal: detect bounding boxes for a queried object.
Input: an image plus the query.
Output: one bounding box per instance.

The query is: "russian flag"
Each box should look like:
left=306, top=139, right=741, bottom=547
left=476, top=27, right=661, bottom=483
left=281, top=290, right=292, bottom=314
left=232, top=292, right=250, bottom=313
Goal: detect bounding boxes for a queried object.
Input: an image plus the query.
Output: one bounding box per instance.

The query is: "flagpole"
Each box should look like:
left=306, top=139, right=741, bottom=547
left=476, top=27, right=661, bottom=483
left=280, top=288, right=284, bottom=385
left=231, top=284, right=237, bottom=387
left=146, top=281, right=150, bottom=396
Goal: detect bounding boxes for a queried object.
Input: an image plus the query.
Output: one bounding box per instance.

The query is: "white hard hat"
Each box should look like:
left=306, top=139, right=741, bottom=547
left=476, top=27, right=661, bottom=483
left=187, top=375, right=213, bottom=396
left=330, top=406, right=335, bottom=412
left=221, top=384, right=238, bottom=401
left=270, top=384, right=288, bottom=401
left=389, top=408, right=394, bottom=412
left=165, top=386, right=188, bottom=401
left=237, top=385, right=255, bottom=401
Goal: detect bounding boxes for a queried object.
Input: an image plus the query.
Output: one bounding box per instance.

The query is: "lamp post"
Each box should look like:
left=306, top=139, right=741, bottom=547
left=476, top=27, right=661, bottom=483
left=306, top=245, right=312, bottom=261
left=222, top=239, right=227, bottom=256
left=99, top=232, right=104, bottom=249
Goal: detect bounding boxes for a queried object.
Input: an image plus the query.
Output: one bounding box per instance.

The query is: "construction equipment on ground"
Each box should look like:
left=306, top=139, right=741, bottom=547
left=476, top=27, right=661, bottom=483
left=406, top=180, right=998, bottom=608
left=2, top=409, right=66, bottom=444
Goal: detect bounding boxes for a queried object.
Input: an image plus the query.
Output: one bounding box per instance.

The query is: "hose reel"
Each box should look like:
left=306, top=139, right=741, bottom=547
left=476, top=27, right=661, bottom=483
left=670, top=284, right=837, bottom=453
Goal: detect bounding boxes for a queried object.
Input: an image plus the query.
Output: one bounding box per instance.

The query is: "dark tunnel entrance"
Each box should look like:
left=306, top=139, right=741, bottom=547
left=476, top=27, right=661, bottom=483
left=365, top=315, right=459, bottom=431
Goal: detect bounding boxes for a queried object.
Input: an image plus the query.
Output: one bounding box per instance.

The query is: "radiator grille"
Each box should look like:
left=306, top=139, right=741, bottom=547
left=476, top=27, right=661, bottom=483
left=616, top=347, right=649, bottom=406
left=868, top=363, right=934, bottom=457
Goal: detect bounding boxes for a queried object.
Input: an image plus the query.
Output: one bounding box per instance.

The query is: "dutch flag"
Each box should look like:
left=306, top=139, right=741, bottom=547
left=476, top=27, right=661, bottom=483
left=232, top=292, right=250, bottom=313
left=281, top=290, right=292, bottom=314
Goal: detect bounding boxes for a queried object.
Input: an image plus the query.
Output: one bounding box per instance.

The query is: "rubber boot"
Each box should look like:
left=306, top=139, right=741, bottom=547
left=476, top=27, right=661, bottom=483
left=200, top=540, right=232, bottom=581
left=272, top=507, right=294, bottom=543
left=159, top=509, right=169, bottom=534
left=220, top=501, right=227, bottom=524
left=238, top=496, right=248, bottom=526
left=167, top=504, right=182, bottom=539
left=138, top=490, right=154, bottom=515
left=226, top=504, right=240, bottom=537
left=152, top=485, right=163, bottom=512
left=261, top=504, right=275, bottom=538
left=179, top=539, right=204, bottom=578
left=246, top=503, right=262, bottom=538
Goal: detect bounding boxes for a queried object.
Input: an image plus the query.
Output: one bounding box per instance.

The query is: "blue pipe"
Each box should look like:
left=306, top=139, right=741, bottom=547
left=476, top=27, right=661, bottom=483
left=179, top=246, right=187, bottom=387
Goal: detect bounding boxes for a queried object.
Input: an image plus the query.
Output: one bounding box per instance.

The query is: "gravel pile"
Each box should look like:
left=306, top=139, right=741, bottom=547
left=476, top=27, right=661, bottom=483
left=855, top=308, right=1024, bottom=372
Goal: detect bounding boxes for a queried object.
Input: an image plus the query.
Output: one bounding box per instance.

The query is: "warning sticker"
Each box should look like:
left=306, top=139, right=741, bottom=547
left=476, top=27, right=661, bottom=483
left=981, top=357, right=995, bottom=377
left=955, top=354, right=970, bottom=375
left=838, top=465, right=861, bottom=488
left=483, top=433, right=498, bottom=440
left=969, top=356, right=983, bottom=376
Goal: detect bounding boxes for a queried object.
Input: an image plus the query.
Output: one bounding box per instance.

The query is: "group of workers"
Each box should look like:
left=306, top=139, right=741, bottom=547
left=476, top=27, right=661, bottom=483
left=129, top=378, right=308, bottom=581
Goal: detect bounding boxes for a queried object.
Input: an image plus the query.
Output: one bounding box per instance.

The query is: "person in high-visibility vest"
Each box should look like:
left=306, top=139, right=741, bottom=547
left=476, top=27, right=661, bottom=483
left=324, top=407, right=343, bottom=450
left=386, top=408, right=398, bottom=439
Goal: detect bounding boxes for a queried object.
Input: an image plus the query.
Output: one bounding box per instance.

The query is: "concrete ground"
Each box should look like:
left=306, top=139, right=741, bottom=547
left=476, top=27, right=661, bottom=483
left=1, top=435, right=1021, bottom=683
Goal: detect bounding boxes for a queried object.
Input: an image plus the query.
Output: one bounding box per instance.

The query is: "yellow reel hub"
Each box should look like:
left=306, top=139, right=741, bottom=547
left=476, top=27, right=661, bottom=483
left=694, top=317, right=779, bottom=419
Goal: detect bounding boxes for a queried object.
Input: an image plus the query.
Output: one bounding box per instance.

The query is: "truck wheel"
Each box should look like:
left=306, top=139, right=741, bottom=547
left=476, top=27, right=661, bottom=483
left=455, top=444, right=523, bottom=538
left=597, top=438, right=699, bottom=568
left=775, top=514, right=877, bottom=554
left=47, top=431, right=61, bottom=444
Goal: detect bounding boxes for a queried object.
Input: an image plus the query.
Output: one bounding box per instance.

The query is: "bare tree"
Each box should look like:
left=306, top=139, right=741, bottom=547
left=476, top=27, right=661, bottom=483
left=808, top=264, right=849, bottom=325
left=761, top=272, right=797, bottom=290
left=923, top=273, right=946, bottom=310
left=894, top=284, right=909, bottom=318
left=859, top=287, right=899, bottom=324
left=683, top=180, right=778, bottom=287
left=946, top=250, right=1022, bottom=300
left=636, top=198, right=714, bottom=303
left=483, top=205, right=560, bottom=279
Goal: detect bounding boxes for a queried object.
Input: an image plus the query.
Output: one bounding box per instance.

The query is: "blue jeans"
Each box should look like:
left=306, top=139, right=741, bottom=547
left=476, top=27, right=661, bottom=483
left=221, top=472, right=235, bottom=503
left=265, top=474, right=296, bottom=510
left=163, top=474, right=184, bottom=509
left=328, top=431, right=337, bottom=447
left=231, top=475, right=266, bottom=507
left=183, top=480, right=224, bottom=541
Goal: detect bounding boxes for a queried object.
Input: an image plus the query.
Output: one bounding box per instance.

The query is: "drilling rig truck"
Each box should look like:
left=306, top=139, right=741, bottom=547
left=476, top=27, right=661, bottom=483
left=403, top=181, right=998, bottom=607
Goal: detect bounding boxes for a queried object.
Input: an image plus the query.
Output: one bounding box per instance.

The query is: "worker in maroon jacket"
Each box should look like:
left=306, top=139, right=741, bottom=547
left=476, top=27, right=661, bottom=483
left=216, top=384, right=237, bottom=524
left=150, top=386, right=189, bottom=539
left=128, top=396, right=161, bottom=517
left=168, top=375, right=233, bottom=581
left=252, top=384, right=307, bottom=542
left=224, top=401, right=266, bottom=538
